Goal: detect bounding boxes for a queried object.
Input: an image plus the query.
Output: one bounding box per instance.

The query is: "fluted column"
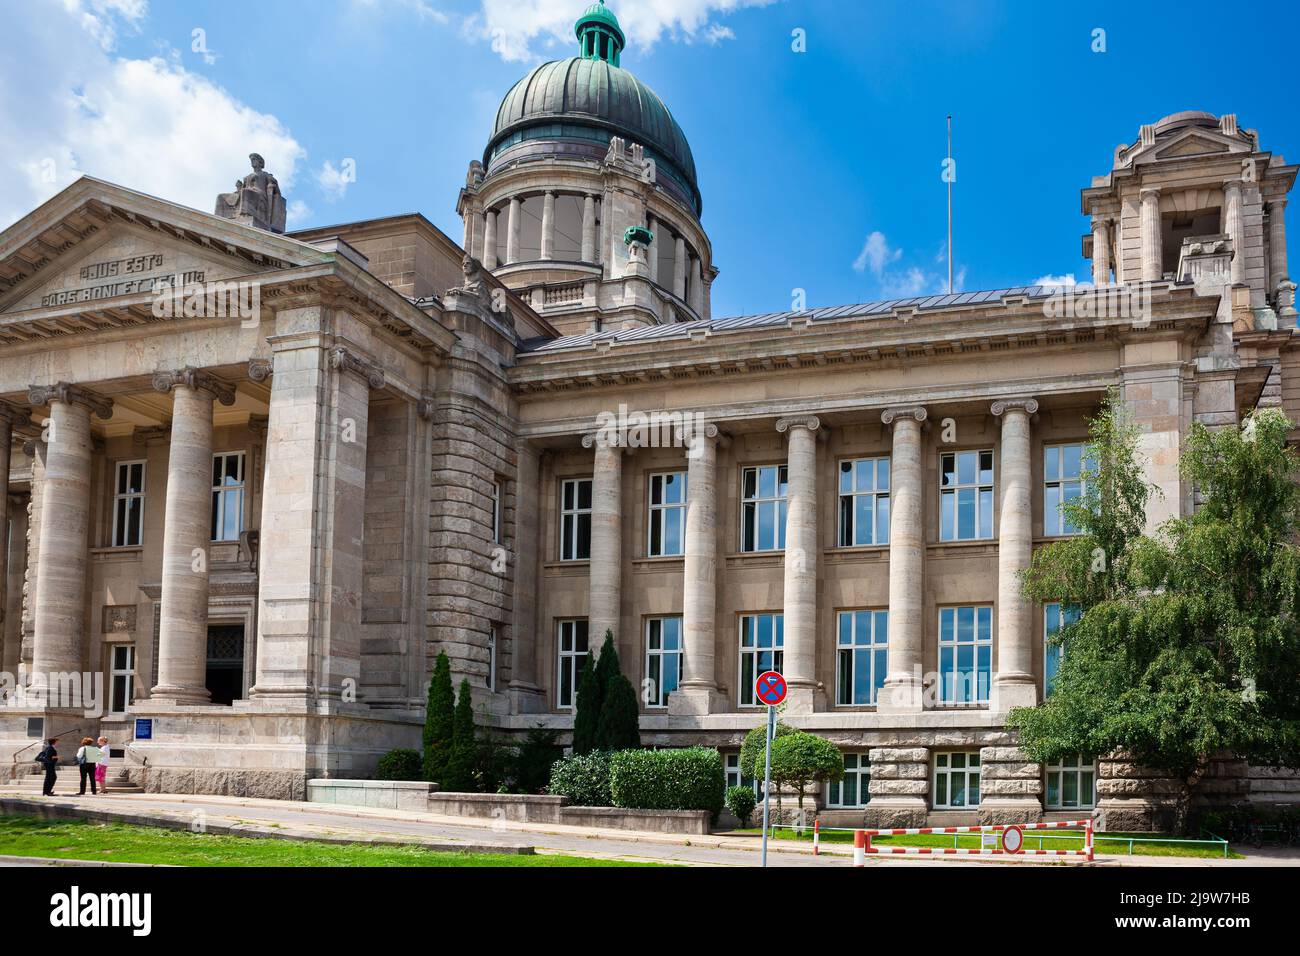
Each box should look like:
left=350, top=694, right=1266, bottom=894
left=1091, top=219, right=1111, bottom=285
left=1224, top=179, right=1246, bottom=285
left=1140, top=187, right=1162, bottom=281
left=506, top=196, right=521, bottom=264
left=482, top=208, right=498, bottom=270
left=27, top=383, right=111, bottom=699
left=776, top=415, right=819, bottom=712
left=1268, top=198, right=1289, bottom=291
left=689, top=256, right=704, bottom=314
left=583, top=433, right=623, bottom=654
left=878, top=407, right=926, bottom=713
left=540, top=191, right=556, bottom=260
left=509, top=443, right=544, bottom=713
left=670, top=424, right=722, bottom=715
left=673, top=236, right=687, bottom=299
left=150, top=369, right=235, bottom=704
left=992, top=398, right=1038, bottom=711
left=580, top=194, right=596, bottom=263
left=0, top=403, right=23, bottom=673
left=647, top=215, right=659, bottom=283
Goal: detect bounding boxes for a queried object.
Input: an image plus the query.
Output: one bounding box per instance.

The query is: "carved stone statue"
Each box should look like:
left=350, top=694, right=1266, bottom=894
left=215, top=153, right=287, bottom=233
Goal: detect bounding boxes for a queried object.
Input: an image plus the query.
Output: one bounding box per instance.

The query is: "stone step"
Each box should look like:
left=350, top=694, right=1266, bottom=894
left=3, top=775, right=142, bottom=794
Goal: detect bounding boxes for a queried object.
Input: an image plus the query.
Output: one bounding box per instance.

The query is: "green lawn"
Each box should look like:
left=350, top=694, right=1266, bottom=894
left=733, top=825, right=1237, bottom=859
left=0, top=815, right=658, bottom=867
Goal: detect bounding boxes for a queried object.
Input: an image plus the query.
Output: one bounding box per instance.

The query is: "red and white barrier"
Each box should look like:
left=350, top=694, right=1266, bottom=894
left=813, top=818, right=821, bottom=856
left=853, top=818, right=1094, bottom=863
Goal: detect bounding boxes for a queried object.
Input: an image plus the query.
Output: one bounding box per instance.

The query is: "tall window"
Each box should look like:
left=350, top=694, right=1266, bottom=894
left=938, top=606, right=992, bottom=704
left=838, top=457, right=890, bottom=546
left=211, top=452, right=245, bottom=542
left=1045, top=444, right=1087, bottom=536
left=1044, top=603, right=1081, bottom=696
left=939, top=449, right=994, bottom=541
left=741, top=465, right=787, bottom=552
left=556, top=619, right=589, bottom=709
left=490, top=479, right=502, bottom=545
left=725, top=753, right=763, bottom=796
left=826, top=753, right=871, bottom=808
left=560, top=478, right=592, bottom=561
left=836, top=610, right=888, bottom=705
left=1045, top=755, right=1096, bottom=809
left=933, top=751, right=981, bottom=809
left=111, top=460, right=146, bottom=547
left=487, top=625, right=498, bottom=691
left=739, top=613, right=783, bottom=706
left=109, top=644, right=135, bottom=714
left=644, top=617, right=683, bottom=708
left=647, top=472, right=687, bottom=557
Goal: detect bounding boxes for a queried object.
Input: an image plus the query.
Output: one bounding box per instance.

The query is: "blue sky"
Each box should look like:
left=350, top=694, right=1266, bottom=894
left=3, top=0, right=1297, bottom=319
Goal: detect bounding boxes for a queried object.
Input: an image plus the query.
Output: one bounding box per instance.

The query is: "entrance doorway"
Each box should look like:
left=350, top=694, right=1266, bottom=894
left=205, top=624, right=245, bottom=705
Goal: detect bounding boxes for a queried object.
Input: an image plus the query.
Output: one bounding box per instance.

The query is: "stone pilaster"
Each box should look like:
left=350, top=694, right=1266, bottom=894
left=509, top=442, right=544, bottom=713
left=582, top=433, right=623, bottom=653
left=0, top=403, right=23, bottom=675
left=150, top=369, right=236, bottom=704
left=673, top=236, right=686, bottom=300
left=482, top=208, right=498, bottom=270
left=646, top=214, right=659, bottom=284
left=580, top=194, right=596, bottom=263
left=1268, top=198, right=1290, bottom=293
left=670, top=424, right=725, bottom=715
left=26, top=383, right=112, bottom=699
left=20, top=438, right=45, bottom=670
left=1091, top=218, right=1111, bottom=285
left=3, top=490, right=26, bottom=680
left=977, top=745, right=1044, bottom=825
left=991, top=398, right=1037, bottom=712
left=506, top=196, right=521, bottom=265
left=689, top=255, right=703, bottom=314
left=864, top=747, right=929, bottom=828
left=776, top=415, right=819, bottom=713
left=1224, top=179, right=1246, bottom=286
left=1140, top=187, right=1162, bottom=281
left=540, top=191, right=555, bottom=260
left=878, top=407, right=926, bottom=713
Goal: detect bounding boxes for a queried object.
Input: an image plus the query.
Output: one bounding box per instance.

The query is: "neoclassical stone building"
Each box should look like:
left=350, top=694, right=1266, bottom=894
left=1, top=2, right=1297, bottom=826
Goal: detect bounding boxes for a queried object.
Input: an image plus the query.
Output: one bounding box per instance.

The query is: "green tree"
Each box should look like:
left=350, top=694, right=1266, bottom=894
left=1011, top=401, right=1300, bottom=829
left=571, top=655, right=602, bottom=755
left=768, top=732, right=844, bottom=811
left=596, top=673, right=642, bottom=751
left=513, top=725, right=562, bottom=794
left=443, top=679, right=477, bottom=792
left=739, top=719, right=795, bottom=782
left=422, top=652, right=455, bottom=783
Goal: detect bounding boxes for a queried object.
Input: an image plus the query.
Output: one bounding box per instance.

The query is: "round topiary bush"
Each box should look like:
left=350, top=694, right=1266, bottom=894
left=375, top=748, right=424, bottom=782
left=547, top=751, right=614, bottom=806
left=725, top=785, right=757, bottom=828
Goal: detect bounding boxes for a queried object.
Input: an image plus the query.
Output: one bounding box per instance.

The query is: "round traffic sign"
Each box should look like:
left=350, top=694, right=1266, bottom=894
left=1000, top=825, right=1024, bottom=854
left=755, top=670, right=787, bottom=706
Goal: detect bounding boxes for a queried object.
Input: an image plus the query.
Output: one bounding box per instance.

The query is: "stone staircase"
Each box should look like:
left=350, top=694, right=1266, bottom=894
left=3, top=766, right=143, bottom=795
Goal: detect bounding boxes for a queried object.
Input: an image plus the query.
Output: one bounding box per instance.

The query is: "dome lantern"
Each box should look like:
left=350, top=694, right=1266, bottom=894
left=576, top=1, right=625, bottom=66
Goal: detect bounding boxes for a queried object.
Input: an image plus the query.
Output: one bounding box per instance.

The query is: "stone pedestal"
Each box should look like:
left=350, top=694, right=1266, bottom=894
left=977, top=745, right=1043, bottom=825
left=864, top=746, right=929, bottom=828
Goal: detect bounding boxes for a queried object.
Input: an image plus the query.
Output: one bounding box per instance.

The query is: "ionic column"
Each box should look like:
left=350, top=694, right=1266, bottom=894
left=506, top=196, right=521, bottom=264
left=540, top=191, right=556, bottom=260
left=1091, top=219, right=1111, bottom=285
left=878, top=407, right=926, bottom=713
left=1140, top=187, right=1162, bottom=281
left=582, top=432, right=623, bottom=653
left=482, top=208, right=498, bottom=270
left=1268, top=198, right=1289, bottom=291
left=150, top=369, right=235, bottom=704
left=992, top=398, right=1038, bottom=711
left=580, top=194, right=597, bottom=263
left=776, top=415, right=819, bottom=712
left=647, top=215, right=659, bottom=284
left=670, top=424, right=722, bottom=715
left=26, top=383, right=111, bottom=697
left=689, top=256, right=704, bottom=314
left=1224, top=179, right=1246, bottom=285
left=673, top=236, right=687, bottom=299
left=509, top=443, right=544, bottom=714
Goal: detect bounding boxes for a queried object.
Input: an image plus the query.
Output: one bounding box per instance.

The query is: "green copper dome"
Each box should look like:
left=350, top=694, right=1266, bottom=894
left=483, top=3, right=701, bottom=214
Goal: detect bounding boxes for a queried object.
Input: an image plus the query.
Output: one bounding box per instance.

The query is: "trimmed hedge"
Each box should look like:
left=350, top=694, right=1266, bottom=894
left=547, top=751, right=614, bottom=806
left=375, top=748, right=423, bottom=782
left=610, top=747, right=726, bottom=822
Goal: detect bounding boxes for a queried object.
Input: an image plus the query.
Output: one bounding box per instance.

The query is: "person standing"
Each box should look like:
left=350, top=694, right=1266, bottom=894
left=95, top=737, right=111, bottom=794
left=75, top=737, right=100, bottom=795
left=36, top=737, right=59, bottom=796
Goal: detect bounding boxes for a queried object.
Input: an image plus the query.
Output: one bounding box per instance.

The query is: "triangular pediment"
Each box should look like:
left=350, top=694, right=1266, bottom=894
left=1155, top=133, right=1232, bottom=159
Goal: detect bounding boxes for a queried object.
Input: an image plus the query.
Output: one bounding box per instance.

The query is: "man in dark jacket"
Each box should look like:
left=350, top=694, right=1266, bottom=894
left=36, top=738, right=59, bottom=796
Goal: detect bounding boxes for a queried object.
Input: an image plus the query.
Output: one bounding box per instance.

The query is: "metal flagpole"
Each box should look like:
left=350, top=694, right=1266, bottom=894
left=947, top=114, right=953, bottom=295
left=760, top=703, right=775, bottom=867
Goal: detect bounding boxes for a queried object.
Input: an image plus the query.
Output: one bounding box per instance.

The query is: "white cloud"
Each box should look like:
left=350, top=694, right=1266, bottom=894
left=852, top=231, right=902, bottom=275
left=470, top=0, right=773, bottom=63
left=351, top=0, right=450, bottom=25
left=1033, top=273, right=1077, bottom=288
left=1, top=1, right=305, bottom=229
left=317, top=159, right=356, bottom=201
left=854, top=231, right=967, bottom=298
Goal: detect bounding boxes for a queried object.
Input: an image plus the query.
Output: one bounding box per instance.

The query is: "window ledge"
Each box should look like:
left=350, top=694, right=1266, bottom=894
left=631, top=555, right=685, bottom=571
left=91, top=546, right=143, bottom=559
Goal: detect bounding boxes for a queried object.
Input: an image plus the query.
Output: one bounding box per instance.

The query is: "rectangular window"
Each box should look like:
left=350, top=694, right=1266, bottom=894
left=741, top=465, right=788, bottom=552
left=647, top=471, right=688, bottom=557
left=1045, top=444, right=1089, bottom=536
left=109, top=643, right=135, bottom=714
left=487, top=624, right=498, bottom=691
left=836, top=610, right=888, bottom=706
left=725, top=753, right=763, bottom=797
left=560, top=478, right=592, bottom=561
left=490, top=479, right=502, bottom=545
left=933, top=751, right=981, bottom=809
left=838, top=457, right=890, bottom=546
left=1045, top=754, right=1096, bottom=809
left=826, top=753, right=871, bottom=808
left=939, top=449, right=994, bottom=541
left=111, top=460, right=146, bottom=548
left=644, top=616, right=683, bottom=707
left=556, top=619, right=589, bottom=709
left=738, top=613, right=783, bottom=706
left=1044, top=602, right=1082, bottom=696
left=211, top=452, right=246, bottom=542
left=938, top=606, right=993, bottom=704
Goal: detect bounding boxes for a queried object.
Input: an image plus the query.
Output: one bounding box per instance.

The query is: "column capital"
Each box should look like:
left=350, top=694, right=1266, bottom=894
left=1139, top=185, right=1161, bottom=201
left=1268, top=196, right=1287, bottom=211
left=880, top=406, right=927, bottom=426
left=1223, top=178, right=1244, bottom=196
left=991, top=397, right=1039, bottom=418
left=248, top=358, right=273, bottom=383
left=131, top=425, right=172, bottom=447
left=0, top=400, right=31, bottom=428
left=581, top=430, right=632, bottom=451
left=152, top=367, right=236, bottom=405
left=26, top=382, right=113, bottom=419
left=776, top=414, right=820, bottom=435
left=329, top=346, right=386, bottom=389
left=417, top=392, right=437, bottom=421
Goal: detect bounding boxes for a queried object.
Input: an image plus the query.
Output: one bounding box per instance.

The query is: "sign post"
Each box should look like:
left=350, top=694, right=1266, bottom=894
left=755, top=670, right=787, bottom=867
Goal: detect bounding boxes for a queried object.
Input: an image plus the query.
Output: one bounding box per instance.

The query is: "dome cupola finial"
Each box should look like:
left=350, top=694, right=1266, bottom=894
left=576, top=1, right=624, bottom=66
